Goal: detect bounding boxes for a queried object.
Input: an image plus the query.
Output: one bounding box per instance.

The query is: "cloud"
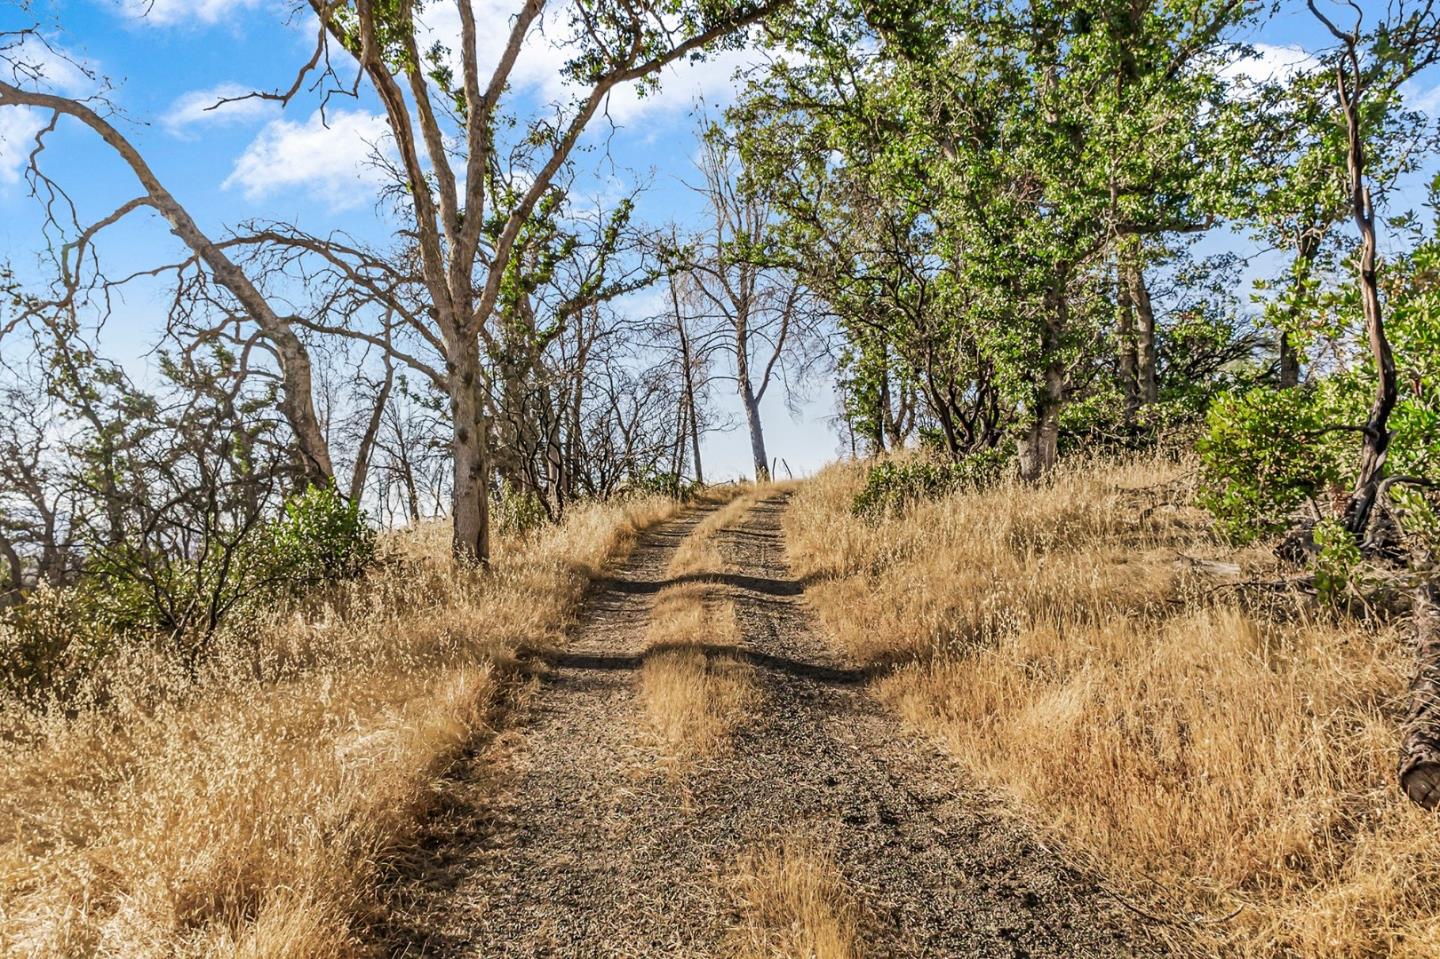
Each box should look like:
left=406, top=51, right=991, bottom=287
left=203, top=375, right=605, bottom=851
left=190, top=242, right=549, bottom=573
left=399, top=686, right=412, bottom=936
left=0, top=35, right=98, bottom=185
left=414, top=2, right=757, bottom=126
left=594, top=48, right=755, bottom=129
left=114, top=0, right=265, bottom=26
left=223, top=109, right=394, bottom=209
left=164, top=83, right=278, bottom=133
left=0, top=109, right=47, bottom=185
left=1402, top=78, right=1440, bottom=117
left=1222, top=43, right=1318, bottom=86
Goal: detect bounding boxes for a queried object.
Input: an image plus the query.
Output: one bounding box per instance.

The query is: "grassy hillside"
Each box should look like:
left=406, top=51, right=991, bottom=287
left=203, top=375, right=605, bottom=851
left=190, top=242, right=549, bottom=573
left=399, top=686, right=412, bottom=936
left=0, top=497, right=678, bottom=958
left=785, top=454, right=1438, bottom=957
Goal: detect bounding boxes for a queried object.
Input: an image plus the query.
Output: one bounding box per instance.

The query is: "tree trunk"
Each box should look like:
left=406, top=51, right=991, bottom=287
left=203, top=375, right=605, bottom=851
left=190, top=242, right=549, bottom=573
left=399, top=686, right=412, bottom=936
left=734, top=316, right=770, bottom=482
left=449, top=346, right=490, bottom=566
left=349, top=355, right=395, bottom=502
left=1278, top=233, right=1318, bottom=389
left=1116, top=261, right=1140, bottom=422
left=1278, top=332, right=1302, bottom=388
left=1334, top=71, right=1397, bottom=539
left=1126, top=261, right=1158, bottom=405
left=0, top=532, right=22, bottom=606
left=1400, top=582, right=1440, bottom=809
left=676, top=307, right=704, bottom=485
left=1016, top=370, right=1062, bottom=481
left=1017, top=286, right=1067, bottom=482
left=689, top=391, right=704, bottom=487
left=741, top=383, right=770, bottom=482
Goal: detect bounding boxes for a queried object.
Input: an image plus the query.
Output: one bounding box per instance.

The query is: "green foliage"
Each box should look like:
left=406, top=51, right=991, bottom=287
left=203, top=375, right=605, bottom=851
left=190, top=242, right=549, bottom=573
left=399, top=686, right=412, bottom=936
left=1197, top=387, right=1350, bottom=542
left=852, top=448, right=1010, bottom=517
left=1313, top=517, right=1364, bottom=606
left=491, top=485, right=550, bottom=536
left=263, top=485, right=376, bottom=590
left=625, top=471, right=700, bottom=501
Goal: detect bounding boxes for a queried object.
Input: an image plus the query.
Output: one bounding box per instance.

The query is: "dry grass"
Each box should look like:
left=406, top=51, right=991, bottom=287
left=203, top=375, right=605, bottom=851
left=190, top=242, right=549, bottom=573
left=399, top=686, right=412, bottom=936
left=639, top=489, right=770, bottom=761
left=785, top=454, right=1440, bottom=957
left=725, top=839, right=863, bottom=959
left=0, top=495, right=679, bottom=958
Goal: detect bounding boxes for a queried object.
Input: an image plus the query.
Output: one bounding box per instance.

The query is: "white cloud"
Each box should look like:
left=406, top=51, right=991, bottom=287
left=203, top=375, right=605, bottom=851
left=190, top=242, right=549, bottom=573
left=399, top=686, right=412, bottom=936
left=164, top=83, right=277, bottom=133
left=414, top=1, right=756, bottom=126
left=0, top=35, right=98, bottom=184
left=1222, top=43, right=1318, bottom=86
left=115, top=0, right=264, bottom=26
left=599, top=48, right=756, bottom=127
left=223, top=109, right=393, bottom=209
left=1402, top=78, right=1440, bottom=116
left=0, top=108, right=47, bottom=185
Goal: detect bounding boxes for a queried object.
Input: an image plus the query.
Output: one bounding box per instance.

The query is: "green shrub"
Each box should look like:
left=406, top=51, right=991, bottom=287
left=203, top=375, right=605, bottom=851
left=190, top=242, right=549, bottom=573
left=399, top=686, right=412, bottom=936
left=492, top=485, right=550, bottom=535
left=1197, top=387, right=1351, bottom=543
left=263, top=484, right=376, bottom=591
left=1313, top=517, right=1365, bottom=606
left=626, top=470, right=700, bottom=500
left=0, top=586, right=115, bottom=703
left=852, top=448, right=1010, bottom=517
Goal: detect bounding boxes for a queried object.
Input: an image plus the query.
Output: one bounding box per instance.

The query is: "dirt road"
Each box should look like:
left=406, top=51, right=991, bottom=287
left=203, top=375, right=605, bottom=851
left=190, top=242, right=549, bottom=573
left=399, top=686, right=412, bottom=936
left=379, top=494, right=1174, bottom=958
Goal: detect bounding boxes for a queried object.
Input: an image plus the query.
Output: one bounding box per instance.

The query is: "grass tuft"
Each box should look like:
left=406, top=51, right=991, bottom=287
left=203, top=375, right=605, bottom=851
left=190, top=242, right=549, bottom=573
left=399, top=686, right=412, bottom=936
left=726, top=839, right=863, bottom=959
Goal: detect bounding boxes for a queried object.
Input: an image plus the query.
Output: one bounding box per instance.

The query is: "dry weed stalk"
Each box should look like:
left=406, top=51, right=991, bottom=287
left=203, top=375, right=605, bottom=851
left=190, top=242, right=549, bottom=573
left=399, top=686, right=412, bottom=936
left=726, top=839, right=864, bottom=959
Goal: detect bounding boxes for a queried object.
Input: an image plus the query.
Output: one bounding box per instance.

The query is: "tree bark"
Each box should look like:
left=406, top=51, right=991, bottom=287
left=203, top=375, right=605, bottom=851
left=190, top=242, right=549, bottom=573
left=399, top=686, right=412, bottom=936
left=734, top=315, right=770, bottom=482
left=448, top=345, right=490, bottom=565
left=0, top=532, right=22, bottom=606
left=349, top=353, right=395, bottom=502
left=741, top=384, right=770, bottom=482
left=1400, top=581, right=1440, bottom=809
left=675, top=299, right=704, bottom=485
left=1335, top=71, right=1397, bottom=538
left=1126, top=260, right=1158, bottom=405
left=1017, top=284, right=1067, bottom=481
left=1116, top=261, right=1140, bottom=421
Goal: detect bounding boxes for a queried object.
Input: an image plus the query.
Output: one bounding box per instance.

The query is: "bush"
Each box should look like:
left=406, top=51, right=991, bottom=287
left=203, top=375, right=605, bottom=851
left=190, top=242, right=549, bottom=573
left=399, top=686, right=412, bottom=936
left=492, top=485, right=550, bottom=536
left=626, top=470, right=700, bottom=500
left=852, top=448, right=1010, bottom=517
left=1197, top=387, right=1351, bottom=543
left=263, top=484, right=376, bottom=591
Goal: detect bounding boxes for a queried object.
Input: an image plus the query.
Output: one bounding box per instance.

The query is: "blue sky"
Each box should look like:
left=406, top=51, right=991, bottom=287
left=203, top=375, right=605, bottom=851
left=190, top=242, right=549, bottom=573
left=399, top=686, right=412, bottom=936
left=2, top=1, right=1438, bottom=482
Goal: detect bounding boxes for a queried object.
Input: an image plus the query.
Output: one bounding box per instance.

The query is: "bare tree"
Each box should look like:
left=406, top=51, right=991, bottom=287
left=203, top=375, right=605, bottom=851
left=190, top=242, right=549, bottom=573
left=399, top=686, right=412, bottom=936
left=2, top=0, right=787, bottom=565
left=686, top=132, right=824, bottom=481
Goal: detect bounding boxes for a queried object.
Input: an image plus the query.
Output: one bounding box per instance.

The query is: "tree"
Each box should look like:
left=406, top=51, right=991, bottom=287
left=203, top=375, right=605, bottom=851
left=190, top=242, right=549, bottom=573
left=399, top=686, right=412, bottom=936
left=685, top=131, right=824, bottom=481
left=2, top=1, right=788, bottom=565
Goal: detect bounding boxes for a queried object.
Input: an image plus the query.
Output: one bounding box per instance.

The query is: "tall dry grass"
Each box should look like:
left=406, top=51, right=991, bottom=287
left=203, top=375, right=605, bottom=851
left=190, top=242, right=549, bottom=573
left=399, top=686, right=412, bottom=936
left=0, top=496, right=677, bottom=958
left=725, top=839, right=863, bottom=959
left=785, top=455, right=1439, bottom=957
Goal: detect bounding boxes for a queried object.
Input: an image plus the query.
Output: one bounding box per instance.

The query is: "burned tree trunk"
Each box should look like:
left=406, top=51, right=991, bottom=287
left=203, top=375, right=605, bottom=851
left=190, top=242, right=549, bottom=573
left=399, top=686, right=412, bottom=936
left=1400, top=581, right=1440, bottom=810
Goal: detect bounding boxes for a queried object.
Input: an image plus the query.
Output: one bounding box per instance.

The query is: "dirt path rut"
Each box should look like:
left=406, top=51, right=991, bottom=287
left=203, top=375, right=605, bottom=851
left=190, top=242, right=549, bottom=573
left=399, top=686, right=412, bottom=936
left=380, top=494, right=1174, bottom=958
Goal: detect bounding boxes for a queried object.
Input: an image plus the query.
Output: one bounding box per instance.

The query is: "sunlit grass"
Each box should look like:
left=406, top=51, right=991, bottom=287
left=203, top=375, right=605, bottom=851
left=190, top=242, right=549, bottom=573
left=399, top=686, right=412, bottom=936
left=785, top=454, right=1436, bottom=957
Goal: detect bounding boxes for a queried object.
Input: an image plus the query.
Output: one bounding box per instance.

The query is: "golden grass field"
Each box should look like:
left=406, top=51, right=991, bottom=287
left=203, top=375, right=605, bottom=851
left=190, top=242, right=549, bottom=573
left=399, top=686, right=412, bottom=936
left=784, top=454, right=1439, bottom=957
left=0, top=496, right=677, bottom=958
